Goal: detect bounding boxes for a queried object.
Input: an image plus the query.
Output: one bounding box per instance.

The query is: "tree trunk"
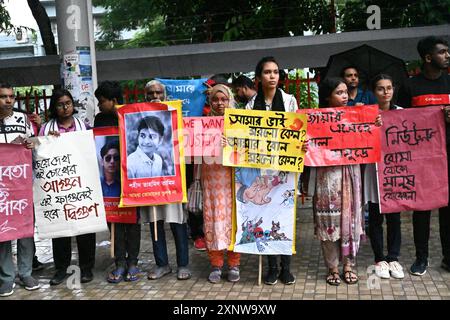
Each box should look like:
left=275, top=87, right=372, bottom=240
left=27, top=0, right=57, bottom=55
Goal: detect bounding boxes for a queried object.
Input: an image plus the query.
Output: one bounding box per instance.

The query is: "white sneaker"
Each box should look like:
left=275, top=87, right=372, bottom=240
left=389, top=261, right=405, bottom=279
left=375, top=261, right=390, bottom=279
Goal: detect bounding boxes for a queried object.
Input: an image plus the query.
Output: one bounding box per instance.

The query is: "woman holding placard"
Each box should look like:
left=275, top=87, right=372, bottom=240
left=311, top=77, right=382, bottom=286
left=364, top=74, right=404, bottom=280
left=246, top=56, right=298, bottom=286
left=39, top=89, right=95, bottom=285
left=202, top=84, right=241, bottom=283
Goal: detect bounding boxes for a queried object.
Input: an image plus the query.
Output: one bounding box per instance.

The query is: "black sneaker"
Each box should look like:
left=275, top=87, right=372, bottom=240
left=81, top=270, right=94, bottom=283
left=279, top=269, right=296, bottom=285
left=19, top=276, right=41, bottom=291
left=264, top=268, right=278, bottom=285
left=32, top=257, right=44, bottom=271
left=441, top=260, right=450, bottom=272
left=410, top=260, right=428, bottom=276
left=50, top=270, right=68, bottom=286
left=0, top=282, right=15, bottom=297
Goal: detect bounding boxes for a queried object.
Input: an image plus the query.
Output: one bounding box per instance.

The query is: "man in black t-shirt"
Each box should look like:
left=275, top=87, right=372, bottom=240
left=397, top=36, right=450, bottom=276
left=94, top=81, right=122, bottom=128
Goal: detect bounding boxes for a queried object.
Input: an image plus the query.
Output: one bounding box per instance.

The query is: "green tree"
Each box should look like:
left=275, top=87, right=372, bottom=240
left=0, top=0, right=13, bottom=33
left=93, top=0, right=334, bottom=49
left=340, top=0, right=450, bottom=31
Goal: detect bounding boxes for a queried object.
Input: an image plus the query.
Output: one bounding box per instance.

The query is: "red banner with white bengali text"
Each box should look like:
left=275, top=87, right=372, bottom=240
left=297, top=105, right=381, bottom=166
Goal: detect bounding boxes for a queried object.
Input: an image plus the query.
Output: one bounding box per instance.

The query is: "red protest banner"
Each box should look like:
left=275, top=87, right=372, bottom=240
left=118, top=102, right=187, bottom=207
left=93, top=126, right=137, bottom=223
left=0, top=144, right=34, bottom=242
left=378, top=107, right=448, bottom=213
left=297, top=105, right=381, bottom=166
left=182, top=116, right=223, bottom=159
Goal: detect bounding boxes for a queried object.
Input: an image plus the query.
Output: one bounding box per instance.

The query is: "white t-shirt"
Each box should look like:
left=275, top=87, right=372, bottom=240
left=0, top=111, right=34, bottom=143
left=245, top=89, right=298, bottom=112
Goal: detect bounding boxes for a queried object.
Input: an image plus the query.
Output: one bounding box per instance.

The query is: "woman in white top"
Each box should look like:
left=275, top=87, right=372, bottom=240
left=245, top=56, right=297, bottom=285
left=365, top=74, right=404, bottom=280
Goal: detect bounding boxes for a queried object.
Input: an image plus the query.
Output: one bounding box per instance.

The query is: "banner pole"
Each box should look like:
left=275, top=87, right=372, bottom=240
left=152, top=206, right=158, bottom=242
left=258, top=255, right=262, bottom=286
left=110, top=223, right=115, bottom=258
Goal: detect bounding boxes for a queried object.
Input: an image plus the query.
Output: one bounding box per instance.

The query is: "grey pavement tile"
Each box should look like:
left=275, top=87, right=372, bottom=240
left=4, top=208, right=449, bottom=301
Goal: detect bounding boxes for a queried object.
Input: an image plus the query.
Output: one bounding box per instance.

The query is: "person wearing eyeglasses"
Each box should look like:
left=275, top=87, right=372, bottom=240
left=144, top=80, right=167, bottom=103
left=364, top=74, right=404, bottom=280
left=39, top=89, right=95, bottom=286
left=39, top=89, right=88, bottom=136
left=202, top=84, right=241, bottom=283
left=100, top=141, right=121, bottom=197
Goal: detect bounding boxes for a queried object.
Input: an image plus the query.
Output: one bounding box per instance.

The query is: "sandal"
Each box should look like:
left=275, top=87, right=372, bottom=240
left=326, top=271, right=341, bottom=286
left=125, top=265, right=140, bottom=282
left=343, top=268, right=359, bottom=285
left=107, top=267, right=126, bottom=283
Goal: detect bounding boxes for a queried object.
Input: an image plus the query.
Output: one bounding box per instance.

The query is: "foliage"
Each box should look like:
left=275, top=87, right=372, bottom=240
left=93, top=0, right=334, bottom=49
left=0, top=0, right=13, bottom=33
left=340, top=0, right=450, bottom=31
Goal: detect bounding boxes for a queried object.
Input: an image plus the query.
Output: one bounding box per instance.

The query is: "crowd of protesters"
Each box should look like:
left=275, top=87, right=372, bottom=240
left=0, top=35, right=449, bottom=297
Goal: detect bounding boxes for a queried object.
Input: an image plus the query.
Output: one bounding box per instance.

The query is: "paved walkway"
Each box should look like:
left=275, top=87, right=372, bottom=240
left=5, top=199, right=450, bottom=301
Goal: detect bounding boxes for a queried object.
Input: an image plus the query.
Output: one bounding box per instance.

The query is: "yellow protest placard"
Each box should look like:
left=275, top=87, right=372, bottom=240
left=223, top=109, right=307, bottom=172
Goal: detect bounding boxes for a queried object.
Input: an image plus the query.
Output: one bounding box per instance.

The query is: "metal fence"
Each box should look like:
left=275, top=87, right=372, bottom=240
left=15, top=73, right=318, bottom=117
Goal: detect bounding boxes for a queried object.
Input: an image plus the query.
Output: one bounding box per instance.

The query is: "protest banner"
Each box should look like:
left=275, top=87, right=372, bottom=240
left=156, top=78, right=207, bottom=117
left=33, top=130, right=108, bottom=239
left=378, top=107, right=448, bottom=213
left=182, top=116, right=223, bottom=163
left=93, top=126, right=137, bottom=223
left=118, top=101, right=187, bottom=207
left=0, top=144, right=34, bottom=242
left=223, top=109, right=307, bottom=172
left=298, top=105, right=381, bottom=166
left=232, top=168, right=297, bottom=255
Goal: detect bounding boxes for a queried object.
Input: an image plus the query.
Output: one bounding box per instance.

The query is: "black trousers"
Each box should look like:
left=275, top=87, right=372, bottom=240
left=368, top=202, right=401, bottom=263
left=267, top=255, right=291, bottom=270
left=188, top=211, right=204, bottom=240
left=413, top=208, right=450, bottom=263
left=413, top=144, right=450, bottom=263
left=52, top=233, right=96, bottom=273
left=109, top=223, right=141, bottom=268
left=186, top=163, right=204, bottom=240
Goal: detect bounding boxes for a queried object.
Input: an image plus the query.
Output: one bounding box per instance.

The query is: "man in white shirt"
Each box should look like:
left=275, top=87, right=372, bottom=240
left=0, top=82, right=40, bottom=297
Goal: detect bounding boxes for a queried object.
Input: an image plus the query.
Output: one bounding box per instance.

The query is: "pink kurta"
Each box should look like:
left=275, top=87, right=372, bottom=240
left=201, top=164, right=233, bottom=251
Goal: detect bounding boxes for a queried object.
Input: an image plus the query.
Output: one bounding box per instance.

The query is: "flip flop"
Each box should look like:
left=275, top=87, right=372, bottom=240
left=125, top=266, right=140, bottom=282
left=107, top=267, right=126, bottom=283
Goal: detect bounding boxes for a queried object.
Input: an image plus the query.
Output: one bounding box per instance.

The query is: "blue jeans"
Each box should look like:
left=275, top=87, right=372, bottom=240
left=149, top=221, right=189, bottom=268
left=0, top=237, right=34, bottom=283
